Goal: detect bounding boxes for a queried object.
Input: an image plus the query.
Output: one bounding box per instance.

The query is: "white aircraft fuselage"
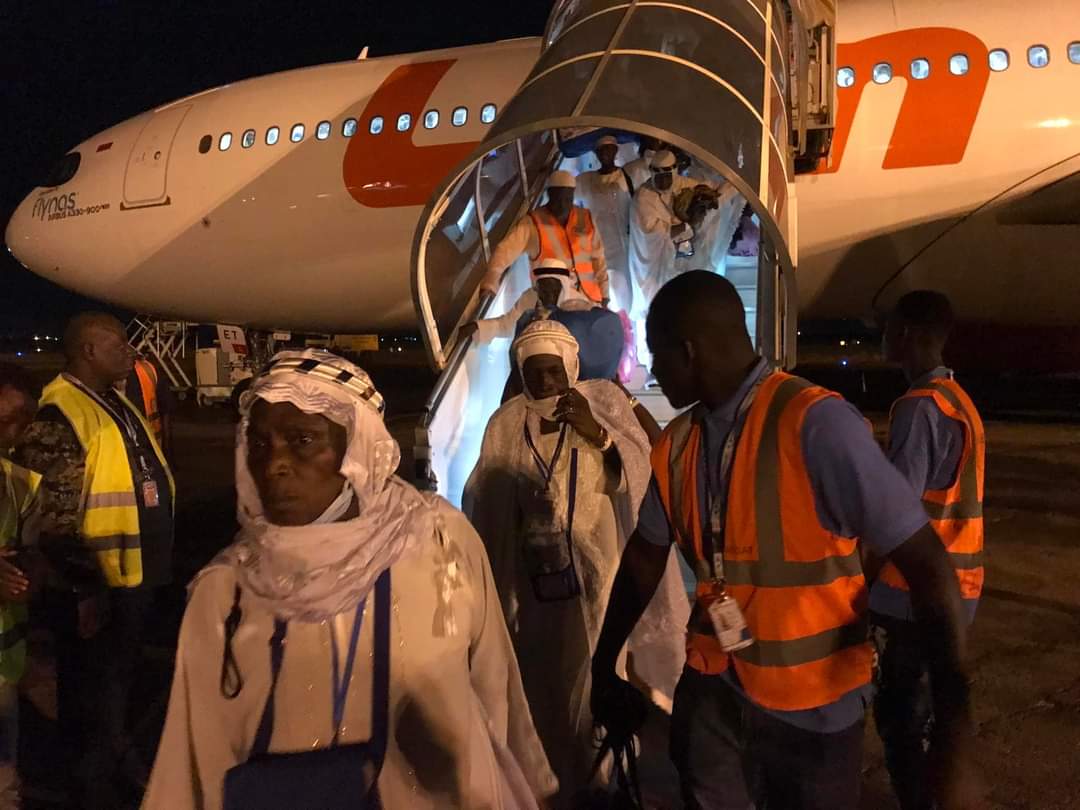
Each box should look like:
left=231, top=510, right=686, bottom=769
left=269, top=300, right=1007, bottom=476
left=7, top=0, right=1080, bottom=370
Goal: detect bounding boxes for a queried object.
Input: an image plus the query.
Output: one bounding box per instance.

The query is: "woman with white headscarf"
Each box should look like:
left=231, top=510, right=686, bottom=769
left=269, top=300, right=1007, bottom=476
left=463, top=321, right=689, bottom=807
left=143, top=350, right=556, bottom=810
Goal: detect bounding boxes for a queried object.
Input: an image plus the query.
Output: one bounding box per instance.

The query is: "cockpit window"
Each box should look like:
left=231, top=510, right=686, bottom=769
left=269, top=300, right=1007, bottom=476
left=42, top=152, right=81, bottom=187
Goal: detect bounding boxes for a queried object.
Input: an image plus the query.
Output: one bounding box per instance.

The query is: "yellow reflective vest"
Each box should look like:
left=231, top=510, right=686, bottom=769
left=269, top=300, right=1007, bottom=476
left=40, top=374, right=175, bottom=588
left=0, top=457, right=42, bottom=683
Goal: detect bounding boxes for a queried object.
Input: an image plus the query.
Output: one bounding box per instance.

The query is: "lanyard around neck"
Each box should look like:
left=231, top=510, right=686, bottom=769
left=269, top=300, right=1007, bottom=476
left=66, top=373, right=142, bottom=447
left=700, top=372, right=768, bottom=581
left=329, top=599, right=367, bottom=746
left=523, top=420, right=569, bottom=490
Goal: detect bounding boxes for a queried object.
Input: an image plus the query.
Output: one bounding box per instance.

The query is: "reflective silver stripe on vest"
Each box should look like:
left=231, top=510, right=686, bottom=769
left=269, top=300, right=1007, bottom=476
left=725, top=550, right=863, bottom=587
left=85, top=534, right=141, bottom=553
left=949, top=551, right=985, bottom=570
left=735, top=618, right=869, bottom=668
left=531, top=212, right=574, bottom=266
left=919, top=382, right=982, bottom=523
left=0, top=623, right=27, bottom=653
left=729, top=376, right=864, bottom=587
left=85, top=491, right=138, bottom=509
left=923, top=500, right=983, bottom=521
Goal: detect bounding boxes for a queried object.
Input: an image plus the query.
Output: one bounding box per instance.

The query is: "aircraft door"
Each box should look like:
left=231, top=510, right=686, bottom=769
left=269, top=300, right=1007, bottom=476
left=414, top=0, right=827, bottom=370
left=122, top=104, right=191, bottom=209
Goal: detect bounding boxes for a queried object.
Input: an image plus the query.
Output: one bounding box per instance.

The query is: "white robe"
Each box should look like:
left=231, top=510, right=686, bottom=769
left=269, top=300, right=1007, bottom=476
left=575, top=170, right=633, bottom=313
left=628, top=178, right=743, bottom=319
left=143, top=502, right=557, bottom=810
left=463, top=381, right=689, bottom=806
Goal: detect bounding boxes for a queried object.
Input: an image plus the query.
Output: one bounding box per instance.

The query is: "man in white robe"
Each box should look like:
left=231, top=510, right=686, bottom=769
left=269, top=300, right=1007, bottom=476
left=461, top=258, right=594, bottom=346
left=629, top=150, right=742, bottom=370
left=575, top=135, right=634, bottom=316
left=144, top=350, right=556, bottom=810
left=464, top=321, right=688, bottom=807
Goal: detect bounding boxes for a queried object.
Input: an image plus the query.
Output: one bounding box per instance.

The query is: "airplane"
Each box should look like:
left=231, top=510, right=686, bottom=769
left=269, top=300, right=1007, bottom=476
left=6, top=0, right=1080, bottom=377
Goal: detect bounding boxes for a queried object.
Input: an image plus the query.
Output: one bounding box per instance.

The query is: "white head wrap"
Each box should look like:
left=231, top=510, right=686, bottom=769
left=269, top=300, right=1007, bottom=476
left=547, top=170, right=577, bottom=189
left=512, top=320, right=580, bottom=420
left=227, top=349, right=438, bottom=622
left=650, top=149, right=677, bottom=170
left=532, top=257, right=588, bottom=307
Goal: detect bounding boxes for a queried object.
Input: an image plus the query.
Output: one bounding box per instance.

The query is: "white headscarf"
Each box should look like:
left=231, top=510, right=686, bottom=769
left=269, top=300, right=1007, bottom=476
left=512, top=320, right=580, bottom=420
left=532, top=257, right=591, bottom=308
left=225, top=349, right=438, bottom=622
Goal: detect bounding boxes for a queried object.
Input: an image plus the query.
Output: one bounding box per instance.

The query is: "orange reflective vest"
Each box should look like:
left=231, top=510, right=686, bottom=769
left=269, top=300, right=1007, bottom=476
left=652, top=372, right=873, bottom=712
left=878, top=377, right=985, bottom=601
left=133, top=359, right=163, bottom=446
left=529, top=207, right=604, bottom=303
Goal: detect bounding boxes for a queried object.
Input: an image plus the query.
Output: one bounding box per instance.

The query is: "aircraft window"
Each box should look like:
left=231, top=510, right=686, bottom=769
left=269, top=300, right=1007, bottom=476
left=480, top=103, right=497, bottom=124
left=291, top=124, right=305, bottom=143
left=343, top=118, right=357, bottom=137
left=241, top=129, right=256, bottom=149
left=989, top=49, right=1010, bottom=72
left=1070, top=42, right=1080, bottom=64
left=836, top=67, right=856, bottom=88
left=370, top=116, right=384, bottom=135
left=42, top=152, right=81, bottom=186
left=452, top=106, right=468, bottom=126
left=316, top=120, right=332, bottom=140
left=266, top=126, right=280, bottom=145
left=1028, top=45, right=1050, bottom=68
left=872, top=62, right=893, bottom=84
left=396, top=113, right=412, bottom=132
left=219, top=132, right=233, bottom=151
left=198, top=135, right=212, bottom=154
left=910, top=58, right=930, bottom=80
left=949, top=54, right=970, bottom=75
left=424, top=109, right=440, bottom=129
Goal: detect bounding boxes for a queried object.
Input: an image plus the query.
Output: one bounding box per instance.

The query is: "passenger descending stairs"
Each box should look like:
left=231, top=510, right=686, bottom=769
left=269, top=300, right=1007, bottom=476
left=624, top=255, right=759, bottom=429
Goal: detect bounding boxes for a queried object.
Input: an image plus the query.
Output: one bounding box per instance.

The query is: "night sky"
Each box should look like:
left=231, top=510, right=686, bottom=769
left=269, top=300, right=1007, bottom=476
left=1, top=0, right=551, bottom=333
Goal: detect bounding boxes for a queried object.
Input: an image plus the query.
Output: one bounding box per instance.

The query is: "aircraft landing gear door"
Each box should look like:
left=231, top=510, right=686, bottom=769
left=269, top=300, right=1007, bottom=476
left=122, top=104, right=191, bottom=210
left=413, top=0, right=827, bottom=370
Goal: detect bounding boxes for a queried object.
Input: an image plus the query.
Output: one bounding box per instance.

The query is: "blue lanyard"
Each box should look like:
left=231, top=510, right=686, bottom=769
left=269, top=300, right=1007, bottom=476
left=329, top=599, right=366, bottom=745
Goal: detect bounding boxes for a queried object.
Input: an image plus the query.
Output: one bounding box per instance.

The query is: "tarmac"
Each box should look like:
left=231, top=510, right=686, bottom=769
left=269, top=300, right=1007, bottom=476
left=12, top=379, right=1080, bottom=809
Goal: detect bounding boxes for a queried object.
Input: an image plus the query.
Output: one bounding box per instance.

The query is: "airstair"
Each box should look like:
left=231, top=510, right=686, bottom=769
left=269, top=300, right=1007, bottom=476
left=410, top=0, right=837, bottom=505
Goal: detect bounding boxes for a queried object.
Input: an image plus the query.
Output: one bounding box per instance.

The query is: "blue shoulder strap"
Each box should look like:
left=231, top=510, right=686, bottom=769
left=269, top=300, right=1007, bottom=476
left=248, top=568, right=392, bottom=761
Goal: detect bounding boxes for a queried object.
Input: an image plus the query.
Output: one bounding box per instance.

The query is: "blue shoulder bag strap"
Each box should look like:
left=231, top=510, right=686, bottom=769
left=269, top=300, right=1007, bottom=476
left=248, top=568, right=392, bottom=761
left=250, top=618, right=288, bottom=757
left=370, top=568, right=392, bottom=764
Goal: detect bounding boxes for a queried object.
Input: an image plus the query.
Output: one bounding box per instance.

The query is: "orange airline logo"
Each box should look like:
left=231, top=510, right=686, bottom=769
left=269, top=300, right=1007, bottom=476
left=343, top=60, right=481, bottom=208
left=817, top=28, right=991, bottom=173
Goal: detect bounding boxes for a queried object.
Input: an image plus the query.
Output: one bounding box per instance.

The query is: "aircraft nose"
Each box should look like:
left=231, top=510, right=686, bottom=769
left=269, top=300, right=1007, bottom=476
left=3, top=193, right=49, bottom=274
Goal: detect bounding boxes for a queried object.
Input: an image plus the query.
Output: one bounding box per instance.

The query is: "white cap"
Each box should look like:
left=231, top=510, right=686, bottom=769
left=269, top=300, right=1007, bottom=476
left=595, top=135, right=618, bottom=148
left=547, top=170, right=577, bottom=189
left=533, top=257, right=572, bottom=278
left=650, top=149, right=677, bottom=170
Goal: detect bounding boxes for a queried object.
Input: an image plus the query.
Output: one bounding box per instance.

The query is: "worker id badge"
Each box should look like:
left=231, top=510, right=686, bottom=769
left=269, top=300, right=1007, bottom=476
left=141, top=479, right=160, bottom=508
left=706, top=593, right=754, bottom=653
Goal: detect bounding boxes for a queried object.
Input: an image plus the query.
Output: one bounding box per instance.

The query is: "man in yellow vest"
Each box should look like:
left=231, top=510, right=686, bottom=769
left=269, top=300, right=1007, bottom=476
left=0, top=362, right=44, bottom=808
left=874, top=290, right=986, bottom=810
left=479, top=170, right=610, bottom=305
left=13, top=312, right=175, bottom=809
left=590, top=272, right=982, bottom=809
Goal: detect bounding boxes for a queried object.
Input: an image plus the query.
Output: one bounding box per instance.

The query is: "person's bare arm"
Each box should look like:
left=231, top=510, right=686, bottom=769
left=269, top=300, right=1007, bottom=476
left=591, top=532, right=670, bottom=683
